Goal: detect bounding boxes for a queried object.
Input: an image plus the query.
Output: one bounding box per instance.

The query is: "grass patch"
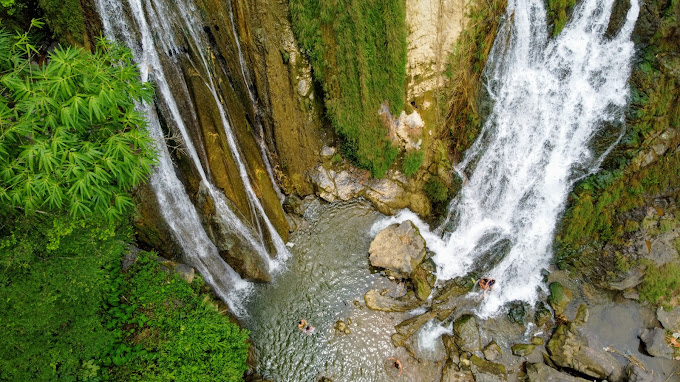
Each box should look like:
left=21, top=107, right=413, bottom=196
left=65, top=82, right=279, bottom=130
left=638, top=261, right=680, bottom=307
left=402, top=150, right=424, bottom=177
left=289, top=0, right=407, bottom=177
left=443, top=0, right=506, bottom=161
left=546, top=0, right=577, bottom=36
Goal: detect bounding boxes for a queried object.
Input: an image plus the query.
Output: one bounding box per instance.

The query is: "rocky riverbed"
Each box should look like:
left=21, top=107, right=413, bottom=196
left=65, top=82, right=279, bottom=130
left=244, top=199, right=680, bottom=381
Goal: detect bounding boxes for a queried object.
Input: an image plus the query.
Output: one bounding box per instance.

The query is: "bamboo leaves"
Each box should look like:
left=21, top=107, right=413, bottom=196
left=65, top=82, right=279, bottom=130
left=0, top=29, right=156, bottom=221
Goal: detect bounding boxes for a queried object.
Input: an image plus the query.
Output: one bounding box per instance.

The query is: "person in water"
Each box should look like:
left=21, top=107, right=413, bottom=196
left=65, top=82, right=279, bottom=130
left=387, top=357, right=403, bottom=377
left=297, top=319, right=307, bottom=330
left=297, top=319, right=315, bottom=334
left=478, top=277, right=496, bottom=296
left=303, top=325, right=315, bottom=335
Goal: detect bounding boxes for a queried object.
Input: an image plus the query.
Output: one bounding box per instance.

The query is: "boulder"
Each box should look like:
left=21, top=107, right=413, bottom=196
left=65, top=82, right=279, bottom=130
left=526, top=362, right=589, bottom=382
left=368, top=221, right=427, bottom=278
left=548, top=282, right=572, bottom=318
left=534, top=302, right=552, bottom=327
left=469, top=355, right=506, bottom=381
left=174, top=263, right=195, bottom=283
left=511, top=343, right=536, bottom=357
left=453, top=314, right=481, bottom=352
left=657, top=306, right=680, bottom=332
left=608, top=265, right=646, bottom=290
left=412, top=264, right=435, bottom=301
left=434, top=276, right=475, bottom=304
left=626, top=362, right=662, bottom=382
left=640, top=328, right=675, bottom=359
left=531, top=336, right=544, bottom=346
left=364, top=289, right=424, bottom=312
left=441, top=363, right=474, bottom=382
left=391, top=309, right=437, bottom=347
left=546, top=321, right=625, bottom=381
left=507, top=301, right=527, bottom=325
left=483, top=341, right=502, bottom=362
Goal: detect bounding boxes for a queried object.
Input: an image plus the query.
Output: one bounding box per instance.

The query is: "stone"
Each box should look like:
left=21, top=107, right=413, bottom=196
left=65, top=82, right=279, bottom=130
left=573, top=303, right=589, bottom=326
left=507, top=301, right=527, bottom=325
left=368, top=221, right=427, bottom=278
left=657, top=306, right=680, bottom=332
left=548, top=282, right=572, bottom=317
left=434, top=277, right=475, bottom=304
left=442, top=334, right=460, bottom=362
left=440, top=363, right=474, bottom=382
left=364, top=289, right=423, bottom=312
left=534, top=301, right=552, bottom=327
left=453, top=314, right=481, bottom=352
left=469, top=355, right=506, bottom=381
left=412, top=265, right=433, bottom=301
left=626, top=362, right=661, bottom=382
left=483, top=341, right=502, bottom=362
left=511, top=343, right=536, bottom=357
left=526, top=362, right=589, bottom=382
left=334, top=320, right=347, bottom=332
left=639, top=328, right=675, bottom=359
left=608, top=265, right=646, bottom=290
left=391, top=310, right=437, bottom=347
left=174, top=263, right=195, bottom=283
left=530, top=336, right=544, bottom=346
left=547, top=322, right=625, bottom=381
left=320, top=145, right=336, bottom=157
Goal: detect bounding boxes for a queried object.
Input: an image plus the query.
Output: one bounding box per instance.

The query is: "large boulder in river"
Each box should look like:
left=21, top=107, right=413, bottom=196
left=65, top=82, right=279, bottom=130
left=364, top=289, right=423, bottom=312
left=453, top=314, right=481, bottom=352
left=526, top=362, right=589, bottom=382
left=546, top=305, right=625, bottom=381
left=639, top=328, right=675, bottom=359
left=369, top=220, right=427, bottom=278
left=657, top=306, right=680, bottom=332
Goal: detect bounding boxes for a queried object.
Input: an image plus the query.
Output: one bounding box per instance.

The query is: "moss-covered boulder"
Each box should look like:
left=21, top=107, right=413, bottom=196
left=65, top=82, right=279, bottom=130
left=364, top=289, right=423, bottom=312
left=548, top=282, right=572, bottom=318
left=483, top=341, right=502, bottom=362
left=469, top=355, right=506, bottom=380
left=453, top=314, right=481, bottom=352
left=511, top=343, right=536, bottom=357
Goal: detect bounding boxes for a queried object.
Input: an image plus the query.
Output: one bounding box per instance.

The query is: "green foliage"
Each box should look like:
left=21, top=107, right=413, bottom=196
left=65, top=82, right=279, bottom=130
left=105, top=252, right=249, bottom=381
left=402, top=150, right=424, bottom=177
left=638, top=261, right=680, bottom=307
left=547, top=0, right=577, bottom=36
left=0, top=29, right=156, bottom=221
left=444, top=0, right=506, bottom=161
left=555, top=2, right=680, bottom=281
left=289, top=0, right=407, bottom=177
left=425, top=176, right=448, bottom=204
left=38, top=0, right=85, bottom=44
left=0, top=212, right=129, bottom=381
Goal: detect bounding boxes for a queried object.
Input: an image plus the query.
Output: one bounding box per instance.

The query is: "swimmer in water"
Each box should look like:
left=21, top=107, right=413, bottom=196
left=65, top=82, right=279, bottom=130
left=387, top=357, right=403, bottom=377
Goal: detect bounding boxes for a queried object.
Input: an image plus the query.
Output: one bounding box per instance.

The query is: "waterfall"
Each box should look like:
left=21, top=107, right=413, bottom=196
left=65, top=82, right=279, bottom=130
left=94, top=0, right=290, bottom=313
left=374, top=0, right=639, bottom=316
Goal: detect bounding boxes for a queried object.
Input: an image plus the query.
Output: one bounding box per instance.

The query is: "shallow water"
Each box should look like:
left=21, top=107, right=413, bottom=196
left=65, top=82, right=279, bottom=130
left=244, top=200, right=439, bottom=382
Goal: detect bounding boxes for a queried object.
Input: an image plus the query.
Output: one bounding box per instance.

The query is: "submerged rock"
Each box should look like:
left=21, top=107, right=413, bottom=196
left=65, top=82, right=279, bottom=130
left=511, top=343, right=536, bottom=357
left=657, top=306, right=680, bottom=332
left=391, top=309, right=437, bottom=347
left=469, top=355, right=506, bottom=381
left=453, top=314, right=481, bottom=352
left=412, top=262, right=436, bottom=300
left=434, top=276, right=475, bottom=304
left=526, top=362, right=588, bottom=382
left=483, top=341, right=502, bottom=362
left=507, top=301, right=527, bottom=325
left=534, top=301, right=552, bottom=327
left=364, top=289, right=423, bottom=312
left=640, top=328, right=675, bottom=359
left=547, top=319, right=625, bottom=381
left=369, top=220, right=427, bottom=278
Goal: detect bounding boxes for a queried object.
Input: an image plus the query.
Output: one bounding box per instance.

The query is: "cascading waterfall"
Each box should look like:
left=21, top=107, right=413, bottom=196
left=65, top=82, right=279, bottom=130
left=94, top=0, right=290, bottom=312
left=373, top=0, right=639, bottom=316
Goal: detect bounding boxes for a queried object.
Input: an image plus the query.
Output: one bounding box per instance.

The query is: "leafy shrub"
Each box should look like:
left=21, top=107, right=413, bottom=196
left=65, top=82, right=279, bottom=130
left=425, top=177, right=449, bottom=204
left=0, top=213, right=129, bottom=381
left=289, top=0, right=406, bottom=177
left=0, top=29, right=156, bottom=221
left=402, top=150, right=424, bottom=177
left=106, top=252, right=250, bottom=381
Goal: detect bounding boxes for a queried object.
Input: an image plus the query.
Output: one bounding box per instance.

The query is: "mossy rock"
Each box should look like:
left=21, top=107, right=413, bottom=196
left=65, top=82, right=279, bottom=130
left=534, top=301, right=552, bottom=326
left=453, top=314, right=481, bottom=352
left=548, top=282, right=572, bottom=316
left=511, top=343, right=536, bottom=357
left=507, top=301, right=528, bottom=325
left=470, top=355, right=506, bottom=379
left=531, top=336, right=544, bottom=346
left=411, top=264, right=434, bottom=301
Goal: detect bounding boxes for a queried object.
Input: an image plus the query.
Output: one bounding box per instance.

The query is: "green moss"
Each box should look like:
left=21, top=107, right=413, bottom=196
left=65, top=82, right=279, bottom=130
left=547, top=0, right=577, bottom=36
left=638, top=261, right=680, bottom=307
left=425, top=176, right=449, bottom=204
left=38, top=0, right=85, bottom=44
left=402, top=150, right=424, bottom=177
left=289, top=0, right=407, bottom=177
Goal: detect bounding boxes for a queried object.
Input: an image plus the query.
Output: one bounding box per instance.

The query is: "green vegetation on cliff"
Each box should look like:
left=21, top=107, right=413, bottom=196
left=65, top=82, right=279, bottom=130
left=556, top=0, right=680, bottom=305
left=0, top=28, right=156, bottom=222
left=444, top=0, right=506, bottom=161
left=289, top=0, right=407, bottom=177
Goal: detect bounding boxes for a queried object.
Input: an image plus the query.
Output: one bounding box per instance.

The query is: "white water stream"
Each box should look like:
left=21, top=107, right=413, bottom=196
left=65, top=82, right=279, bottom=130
left=94, top=0, right=290, bottom=314
left=374, top=0, right=639, bottom=316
